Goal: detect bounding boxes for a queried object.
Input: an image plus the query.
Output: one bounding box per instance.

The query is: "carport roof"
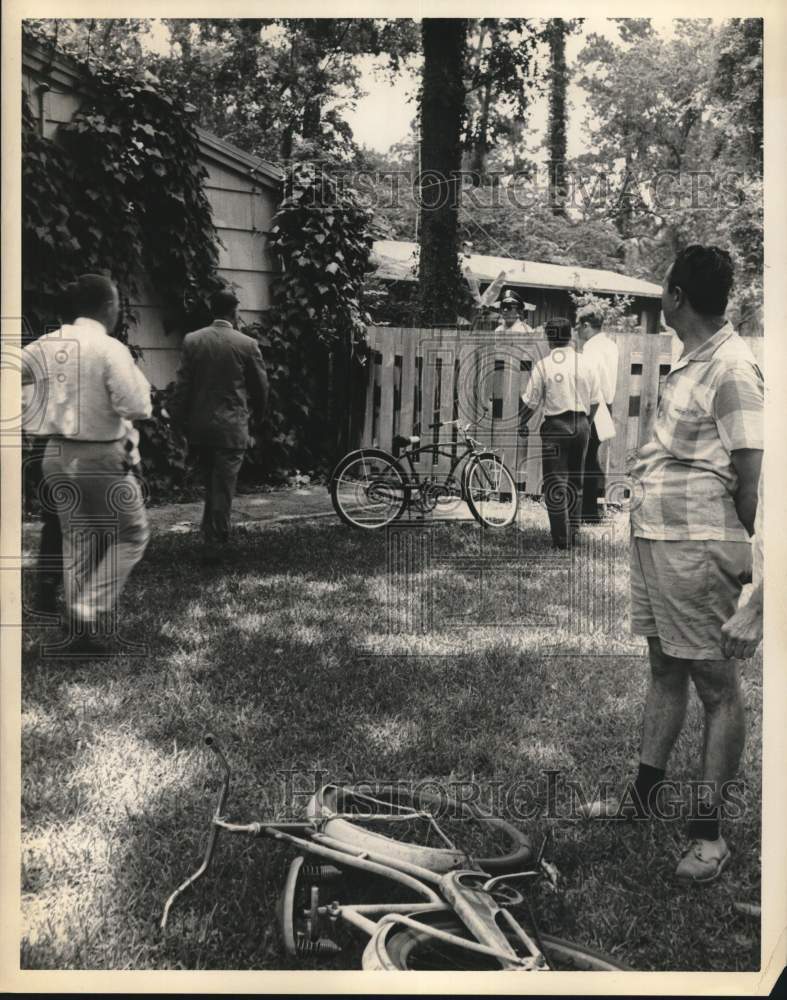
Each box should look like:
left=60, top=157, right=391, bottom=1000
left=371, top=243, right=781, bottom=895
left=371, top=239, right=663, bottom=299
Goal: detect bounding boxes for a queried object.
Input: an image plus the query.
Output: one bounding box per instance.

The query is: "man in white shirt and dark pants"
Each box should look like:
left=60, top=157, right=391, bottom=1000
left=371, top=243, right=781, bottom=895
left=22, top=274, right=152, bottom=655
left=577, top=306, right=619, bottom=523
left=519, top=317, right=602, bottom=549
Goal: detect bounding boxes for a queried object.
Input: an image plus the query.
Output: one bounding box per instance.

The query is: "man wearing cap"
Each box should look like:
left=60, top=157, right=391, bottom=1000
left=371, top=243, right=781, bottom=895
left=577, top=306, right=619, bottom=522
left=518, top=317, right=602, bottom=549
left=171, top=289, right=269, bottom=563
left=22, top=273, right=152, bottom=655
left=495, top=291, right=535, bottom=333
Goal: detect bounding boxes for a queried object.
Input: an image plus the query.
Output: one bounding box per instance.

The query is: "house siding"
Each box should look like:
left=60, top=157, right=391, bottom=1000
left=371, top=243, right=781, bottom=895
left=22, top=38, right=281, bottom=389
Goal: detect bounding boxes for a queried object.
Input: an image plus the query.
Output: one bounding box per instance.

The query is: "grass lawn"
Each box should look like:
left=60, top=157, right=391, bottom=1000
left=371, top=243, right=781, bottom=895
left=20, top=503, right=762, bottom=971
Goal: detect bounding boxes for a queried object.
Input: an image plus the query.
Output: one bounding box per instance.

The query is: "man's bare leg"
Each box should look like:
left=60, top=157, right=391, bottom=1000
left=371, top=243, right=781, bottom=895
left=582, top=636, right=689, bottom=818
left=639, top=636, right=691, bottom=769
left=689, top=659, right=745, bottom=812
left=672, top=658, right=742, bottom=880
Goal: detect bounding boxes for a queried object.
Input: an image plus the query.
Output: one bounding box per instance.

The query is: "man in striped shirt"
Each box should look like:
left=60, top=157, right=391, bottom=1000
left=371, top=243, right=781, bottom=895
left=583, top=246, right=763, bottom=882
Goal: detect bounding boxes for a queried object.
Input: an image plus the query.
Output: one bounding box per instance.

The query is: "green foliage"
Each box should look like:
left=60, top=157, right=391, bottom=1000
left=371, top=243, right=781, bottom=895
left=246, top=161, right=377, bottom=469
left=453, top=181, right=625, bottom=271
left=364, top=276, right=420, bottom=327
left=269, top=161, right=376, bottom=342
left=21, top=98, right=82, bottom=337
left=150, top=19, right=419, bottom=163
left=569, top=290, right=637, bottom=329
left=463, top=19, right=541, bottom=176
left=25, top=18, right=154, bottom=75
left=709, top=19, right=763, bottom=170
left=137, top=383, right=193, bottom=500
left=574, top=18, right=763, bottom=326
left=21, top=26, right=222, bottom=342
left=575, top=20, right=714, bottom=239
left=541, top=19, right=583, bottom=216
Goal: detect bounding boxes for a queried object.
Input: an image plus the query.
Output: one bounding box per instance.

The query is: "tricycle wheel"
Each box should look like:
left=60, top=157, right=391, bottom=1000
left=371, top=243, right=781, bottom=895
left=278, top=856, right=345, bottom=959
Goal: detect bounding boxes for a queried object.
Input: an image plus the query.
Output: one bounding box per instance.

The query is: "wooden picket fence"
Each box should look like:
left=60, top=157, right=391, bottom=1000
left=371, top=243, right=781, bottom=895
left=355, top=324, right=764, bottom=496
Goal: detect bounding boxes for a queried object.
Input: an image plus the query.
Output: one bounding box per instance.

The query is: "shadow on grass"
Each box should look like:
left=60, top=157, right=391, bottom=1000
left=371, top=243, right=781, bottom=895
left=20, top=518, right=761, bottom=971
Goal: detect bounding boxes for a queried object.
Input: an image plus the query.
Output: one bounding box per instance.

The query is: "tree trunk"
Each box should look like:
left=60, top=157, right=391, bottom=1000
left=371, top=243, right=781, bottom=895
left=547, top=19, right=568, bottom=217
left=302, top=93, right=321, bottom=140
left=468, top=79, right=493, bottom=180
left=100, top=21, right=116, bottom=53
left=280, top=126, right=294, bottom=161
left=417, top=18, right=467, bottom=326
left=616, top=150, right=634, bottom=238
left=466, top=23, right=489, bottom=183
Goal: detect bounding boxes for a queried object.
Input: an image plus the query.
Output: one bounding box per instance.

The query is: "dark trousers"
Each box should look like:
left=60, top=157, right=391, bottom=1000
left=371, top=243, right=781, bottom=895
left=27, top=439, right=64, bottom=610
left=540, top=411, right=591, bottom=549
left=38, top=504, right=64, bottom=586
left=195, top=446, right=246, bottom=545
left=581, top=420, right=605, bottom=522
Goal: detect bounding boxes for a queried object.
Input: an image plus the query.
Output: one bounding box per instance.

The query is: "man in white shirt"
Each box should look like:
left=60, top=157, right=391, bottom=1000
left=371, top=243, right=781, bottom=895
left=494, top=291, right=536, bottom=333
left=519, top=317, right=602, bottom=548
left=22, top=274, right=152, bottom=656
left=577, top=306, right=619, bottom=523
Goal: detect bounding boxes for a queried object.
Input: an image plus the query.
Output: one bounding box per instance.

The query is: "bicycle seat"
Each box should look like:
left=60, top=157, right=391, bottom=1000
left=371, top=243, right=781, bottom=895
left=307, top=784, right=533, bottom=875
left=393, top=435, right=420, bottom=449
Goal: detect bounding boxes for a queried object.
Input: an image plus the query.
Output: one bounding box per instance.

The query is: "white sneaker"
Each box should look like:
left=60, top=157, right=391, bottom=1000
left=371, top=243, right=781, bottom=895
left=675, top=837, right=731, bottom=882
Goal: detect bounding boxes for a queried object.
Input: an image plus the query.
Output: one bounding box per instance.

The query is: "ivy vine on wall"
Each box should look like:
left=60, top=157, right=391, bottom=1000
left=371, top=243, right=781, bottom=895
left=246, top=160, right=378, bottom=472
left=22, top=31, right=380, bottom=484
left=22, top=33, right=222, bottom=344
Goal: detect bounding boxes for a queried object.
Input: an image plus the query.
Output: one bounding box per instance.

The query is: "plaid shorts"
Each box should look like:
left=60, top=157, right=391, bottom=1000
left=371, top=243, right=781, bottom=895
left=630, top=536, right=752, bottom=660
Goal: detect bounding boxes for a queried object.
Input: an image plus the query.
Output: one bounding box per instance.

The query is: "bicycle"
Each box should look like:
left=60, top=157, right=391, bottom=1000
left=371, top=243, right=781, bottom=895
left=161, top=735, right=629, bottom=971
left=329, top=408, right=519, bottom=530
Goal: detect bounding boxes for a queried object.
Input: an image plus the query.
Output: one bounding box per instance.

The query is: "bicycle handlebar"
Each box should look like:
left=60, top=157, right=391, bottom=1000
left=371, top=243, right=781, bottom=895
left=161, top=734, right=232, bottom=931
left=428, top=401, right=491, bottom=433
left=162, top=735, right=539, bottom=941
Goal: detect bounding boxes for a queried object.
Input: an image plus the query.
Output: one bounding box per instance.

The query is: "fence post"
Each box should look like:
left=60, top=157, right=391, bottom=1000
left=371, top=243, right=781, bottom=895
left=607, top=331, right=632, bottom=479
left=378, top=334, right=396, bottom=453
left=353, top=323, right=759, bottom=494
left=497, top=338, right=520, bottom=476
left=420, top=329, right=439, bottom=467
left=638, top=322, right=661, bottom=449
left=399, top=326, right=416, bottom=440
left=362, top=329, right=379, bottom=447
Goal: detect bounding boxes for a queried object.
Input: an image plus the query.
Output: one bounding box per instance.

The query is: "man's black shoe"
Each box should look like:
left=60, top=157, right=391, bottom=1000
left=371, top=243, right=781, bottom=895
left=36, top=577, right=60, bottom=615
left=54, top=633, right=114, bottom=659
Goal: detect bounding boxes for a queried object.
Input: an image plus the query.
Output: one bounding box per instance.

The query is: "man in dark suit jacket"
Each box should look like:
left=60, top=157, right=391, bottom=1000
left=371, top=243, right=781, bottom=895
left=171, top=289, right=269, bottom=561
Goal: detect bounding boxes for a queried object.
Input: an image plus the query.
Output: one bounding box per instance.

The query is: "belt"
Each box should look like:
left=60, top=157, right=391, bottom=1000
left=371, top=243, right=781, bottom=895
left=542, top=411, right=588, bottom=420
left=51, top=435, right=125, bottom=443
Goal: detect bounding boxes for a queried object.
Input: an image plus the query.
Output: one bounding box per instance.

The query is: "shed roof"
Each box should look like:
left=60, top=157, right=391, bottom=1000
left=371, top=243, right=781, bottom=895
left=196, top=129, right=282, bottom=187
left=371, top=239, right=663, bottom=299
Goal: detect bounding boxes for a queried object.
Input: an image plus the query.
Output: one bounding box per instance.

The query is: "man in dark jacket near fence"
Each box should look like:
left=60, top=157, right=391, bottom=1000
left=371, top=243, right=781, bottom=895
left=171, top=289, right=269, bottom=562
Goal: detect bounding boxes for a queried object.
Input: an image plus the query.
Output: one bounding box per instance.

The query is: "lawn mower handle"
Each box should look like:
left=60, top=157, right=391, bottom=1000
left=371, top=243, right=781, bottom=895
left=160, top=733, right=231, bottom=931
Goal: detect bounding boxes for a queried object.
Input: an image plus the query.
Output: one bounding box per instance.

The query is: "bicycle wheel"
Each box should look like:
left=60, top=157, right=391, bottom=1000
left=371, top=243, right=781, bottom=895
left=308, top=784, right=533, bottom=875
left=278, top=856, right=347, bottom=958
left=330, top=449, right=408, bottom=529
left=364, top=911, right=630, bottom=970
left=463, top=453, right=518, bottom=528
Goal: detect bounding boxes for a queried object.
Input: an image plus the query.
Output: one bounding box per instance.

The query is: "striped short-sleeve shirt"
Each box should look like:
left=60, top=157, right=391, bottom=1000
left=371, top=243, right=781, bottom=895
left=629, top=323, right=763, bottom=541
